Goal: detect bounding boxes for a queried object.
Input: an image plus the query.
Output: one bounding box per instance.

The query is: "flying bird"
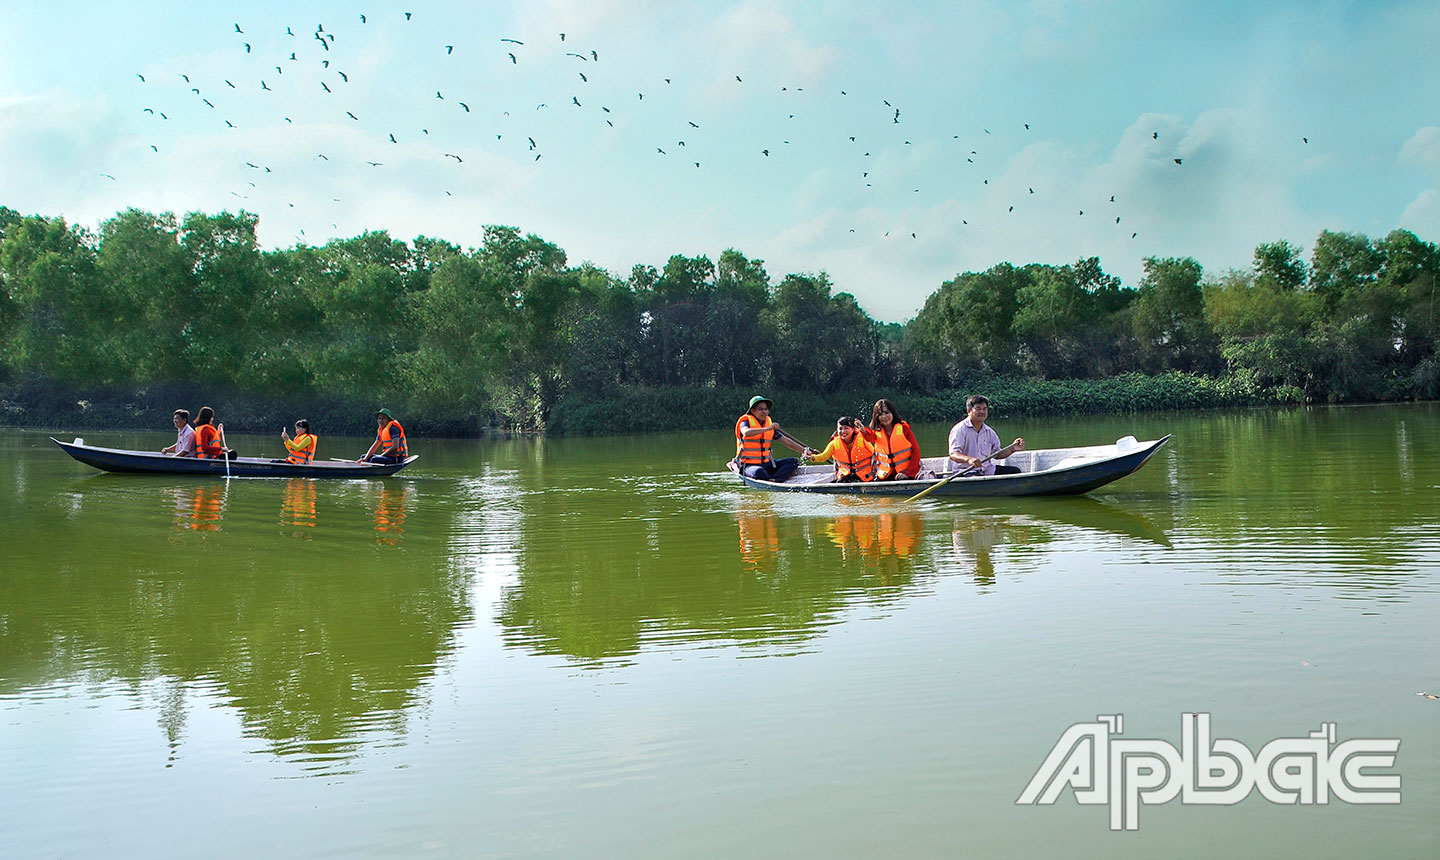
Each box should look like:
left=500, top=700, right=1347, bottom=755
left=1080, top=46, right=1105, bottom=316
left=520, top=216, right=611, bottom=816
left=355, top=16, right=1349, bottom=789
left=338, top=71, right=348, bottom=82
left=225, top=120, right=235, bottom=127
left=150, top=145, right=158, bottom=152
left=367, top=161, right=382, bottom=166
left=528, top=137, right=536, bottom=150
left=100, top=173, right=116, bottom=180
left=689, top=121, right=699, bottom=128
left=657, top=147, right=665, bottom=154
left=286, top=27, right=293, bottom=35
left=143, top=108, right=153, bottom=114
left=508, top=53, right=516, bottom=63
left=762, top=149, right=769, bottom=156
left=1174, top=158, right=1182, bottom=164
left=1303, top=137, right=1309, bottom=143
left=244, top=43, right=250, bottom=53
left=405, top=12, right=412, bottom=20
left=202, top=98, right=214, bottom=107
left=591, top=50, right=598, bottom=61
left=136, top=73, right=146, bottom=82
left=322, top=82, right=331, bottom=92
left=346, top=111, right=358, bottom=120
left=389, top=133, right=396, bottom=143
left=572, top=96, right=581, bottom=106
left=1153, top=131, right=1158, bottom=139
left=260, top=79, right=271, bottom=91
left=315, top=154, right=328, bottom=160
left=360, top=14, right=366, bottom=23
left=234, top=23, right=243, bottom=33
left=179, top=74, right=189, bottom=82
left=444, top=153, right=462, bottom=162
left=436, top=91, right=443, bottom=99
left=735, top=75, right=742, bottom=82
left=579, top=72, right=587, bottom=82
left=500, top=38, right=523, bottom=44
left=225, top=79, right=235, bottom=88
left=560, top=33, right=565, bottom=41
left=566, top=52, right=587, bottom=60
left=446, top=45, right=453, bottom=54
left=459, top=102, right=469, bottom=112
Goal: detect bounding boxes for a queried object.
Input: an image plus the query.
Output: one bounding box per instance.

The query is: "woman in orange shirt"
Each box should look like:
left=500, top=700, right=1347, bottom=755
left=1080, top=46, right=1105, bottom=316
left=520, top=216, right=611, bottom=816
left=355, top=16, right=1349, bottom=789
left=193, top=406, right=228, bottom=459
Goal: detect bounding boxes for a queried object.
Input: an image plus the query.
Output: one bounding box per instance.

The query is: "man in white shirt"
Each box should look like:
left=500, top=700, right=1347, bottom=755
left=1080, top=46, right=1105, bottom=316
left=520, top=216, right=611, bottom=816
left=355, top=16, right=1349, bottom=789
left=162, top=409, right=197, bottom=457
left=947, top=395, right=1025, bottom=476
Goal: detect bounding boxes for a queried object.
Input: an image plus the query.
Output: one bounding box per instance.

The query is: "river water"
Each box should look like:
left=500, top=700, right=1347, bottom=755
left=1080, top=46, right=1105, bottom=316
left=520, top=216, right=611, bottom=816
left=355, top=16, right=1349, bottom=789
left=1, top=406, right=1437, bottom=858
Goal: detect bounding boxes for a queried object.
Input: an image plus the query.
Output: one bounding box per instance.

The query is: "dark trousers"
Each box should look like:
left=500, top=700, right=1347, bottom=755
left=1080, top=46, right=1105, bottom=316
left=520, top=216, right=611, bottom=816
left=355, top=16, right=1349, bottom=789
left=993, top=464, right=1021, bottom=475
left=742, top=458, right=800, bottom=483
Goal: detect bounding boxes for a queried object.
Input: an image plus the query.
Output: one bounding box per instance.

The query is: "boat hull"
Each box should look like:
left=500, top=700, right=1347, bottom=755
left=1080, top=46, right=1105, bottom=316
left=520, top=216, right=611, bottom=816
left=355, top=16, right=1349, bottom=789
left=52, top=438, right=417, bottom=478
left=729, top=436, right=1170, bottom=497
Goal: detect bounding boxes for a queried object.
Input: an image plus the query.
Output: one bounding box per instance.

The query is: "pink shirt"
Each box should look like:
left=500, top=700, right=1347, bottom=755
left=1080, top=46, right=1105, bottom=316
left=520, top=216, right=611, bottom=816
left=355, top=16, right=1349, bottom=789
left=948, top=417, right=1002, bottom=476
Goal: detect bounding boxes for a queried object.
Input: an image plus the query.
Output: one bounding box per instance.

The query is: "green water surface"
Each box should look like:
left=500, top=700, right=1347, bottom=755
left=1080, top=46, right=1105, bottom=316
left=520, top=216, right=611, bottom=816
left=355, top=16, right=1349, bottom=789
left=1, top=406, right=1437, bottom=858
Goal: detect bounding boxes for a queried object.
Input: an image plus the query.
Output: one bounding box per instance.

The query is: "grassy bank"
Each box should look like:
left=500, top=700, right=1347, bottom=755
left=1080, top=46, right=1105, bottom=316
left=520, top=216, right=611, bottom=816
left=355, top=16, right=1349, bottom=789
left=3, top=372, right=1292, bottom=438
left=546, top=372, right=1289, bottom=435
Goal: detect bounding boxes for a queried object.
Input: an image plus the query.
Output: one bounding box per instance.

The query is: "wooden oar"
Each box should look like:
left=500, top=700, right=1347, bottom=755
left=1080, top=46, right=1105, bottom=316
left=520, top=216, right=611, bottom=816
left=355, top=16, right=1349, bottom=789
left=903, top=452, right=998, bottom=503
left=219, top=426, right=231, bottom=480
left=773, top=427, right=814, bottom=454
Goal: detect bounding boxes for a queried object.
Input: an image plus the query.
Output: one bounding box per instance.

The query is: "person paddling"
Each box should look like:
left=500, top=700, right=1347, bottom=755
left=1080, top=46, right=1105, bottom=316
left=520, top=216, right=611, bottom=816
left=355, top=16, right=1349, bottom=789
left=280, top=419, right=317, bottom=465
left=947, top=395, right=1025, bottom=475
left=734, top=395, right=814, bottom=482
left=193, top=406, right=229, bottom=459
left=359, top=408, right=408, bottom=464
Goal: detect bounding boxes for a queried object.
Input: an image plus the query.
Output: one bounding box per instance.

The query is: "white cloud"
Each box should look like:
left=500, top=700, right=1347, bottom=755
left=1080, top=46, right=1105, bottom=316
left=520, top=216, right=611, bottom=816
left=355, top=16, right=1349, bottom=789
left=1399, top=189, right=1440, bottom=236
left=1399, top=126, right=1440, bottom=171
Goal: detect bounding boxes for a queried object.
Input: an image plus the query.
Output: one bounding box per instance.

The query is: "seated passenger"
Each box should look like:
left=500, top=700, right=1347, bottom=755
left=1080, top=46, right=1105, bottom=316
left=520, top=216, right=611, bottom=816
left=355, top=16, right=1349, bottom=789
left=806, top=417, right=875, bottom=483
left=281, top=419, right=317, bottom=465
left=861, top=398, right=921, bottom=480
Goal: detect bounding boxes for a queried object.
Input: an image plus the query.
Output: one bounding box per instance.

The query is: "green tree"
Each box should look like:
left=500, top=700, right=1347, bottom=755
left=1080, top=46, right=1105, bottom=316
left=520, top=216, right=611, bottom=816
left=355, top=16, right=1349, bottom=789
left=1132, top=256, right=1219, bottom=372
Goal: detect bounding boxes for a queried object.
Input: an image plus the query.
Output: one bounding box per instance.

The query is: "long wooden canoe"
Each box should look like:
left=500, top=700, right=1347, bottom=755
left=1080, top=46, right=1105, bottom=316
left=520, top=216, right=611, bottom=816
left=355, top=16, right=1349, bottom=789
left=728, top=435, right=1170, bottom=497
left=52, top=437, right=417, bottom=478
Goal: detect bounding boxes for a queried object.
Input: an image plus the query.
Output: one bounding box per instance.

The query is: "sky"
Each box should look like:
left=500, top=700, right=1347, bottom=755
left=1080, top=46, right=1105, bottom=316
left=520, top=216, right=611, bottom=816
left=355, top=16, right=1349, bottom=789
left=1, top=0, right=1438, bottom=322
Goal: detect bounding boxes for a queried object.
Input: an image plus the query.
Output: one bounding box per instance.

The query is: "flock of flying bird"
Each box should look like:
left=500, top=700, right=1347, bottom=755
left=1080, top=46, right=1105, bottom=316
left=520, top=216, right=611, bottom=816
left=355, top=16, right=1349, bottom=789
left=118, top=11, right=1233, bottom=246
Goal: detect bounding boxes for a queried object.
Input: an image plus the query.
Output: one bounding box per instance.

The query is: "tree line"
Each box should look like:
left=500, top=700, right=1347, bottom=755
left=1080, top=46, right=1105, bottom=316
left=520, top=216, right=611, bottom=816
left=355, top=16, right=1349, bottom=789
left=0, top=203, right=1435, bottom=434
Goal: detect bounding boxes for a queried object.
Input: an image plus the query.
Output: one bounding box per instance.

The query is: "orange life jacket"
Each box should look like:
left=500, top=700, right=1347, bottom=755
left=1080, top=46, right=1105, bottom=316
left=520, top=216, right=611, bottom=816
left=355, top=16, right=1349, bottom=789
left=734, top=414, right=774, bottom=466
left=377, top=420, right=407, bottom=458
left=195, top=424, right=224, bottom=458
left=285, top=433, right=317, bottom=465
left=872, top=421, right=917, bottom=479
left=823, top=432, right=875, bottom=481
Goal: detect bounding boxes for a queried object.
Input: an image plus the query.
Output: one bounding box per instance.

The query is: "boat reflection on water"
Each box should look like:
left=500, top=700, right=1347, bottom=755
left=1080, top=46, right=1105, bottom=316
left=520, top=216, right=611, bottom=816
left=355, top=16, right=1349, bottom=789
left=172, top=483, right=225, bottom=531
left=374, top=483, right=411, bottom=545
left=941, top=496, right=1172, bottom=589
left=281, top=478, right=317, bottom=534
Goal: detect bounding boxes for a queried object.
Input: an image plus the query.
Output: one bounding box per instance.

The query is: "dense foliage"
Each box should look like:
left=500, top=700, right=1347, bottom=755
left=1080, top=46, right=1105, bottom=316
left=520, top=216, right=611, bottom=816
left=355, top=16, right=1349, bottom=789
left=0, top=203, right=1435, bottom=434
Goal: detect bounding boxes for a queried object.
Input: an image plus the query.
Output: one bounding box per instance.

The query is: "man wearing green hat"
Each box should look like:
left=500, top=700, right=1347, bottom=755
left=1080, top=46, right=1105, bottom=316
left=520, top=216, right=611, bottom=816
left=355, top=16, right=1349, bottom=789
left=735, top=395, right=813, bottom=482
left=358, top=408, right=408, bottom=464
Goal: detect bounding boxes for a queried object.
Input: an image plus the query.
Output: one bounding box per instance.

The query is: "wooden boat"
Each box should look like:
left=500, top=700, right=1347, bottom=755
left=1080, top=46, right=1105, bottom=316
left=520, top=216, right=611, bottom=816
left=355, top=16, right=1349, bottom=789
left=52, top=437, right=417, bottom=478
left=728, top=435, right=1170, bottom=497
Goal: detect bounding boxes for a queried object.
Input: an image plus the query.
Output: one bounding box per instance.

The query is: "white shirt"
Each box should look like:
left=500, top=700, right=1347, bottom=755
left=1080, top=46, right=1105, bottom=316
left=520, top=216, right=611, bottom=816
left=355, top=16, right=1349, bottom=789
left=948, top=417, right=1002, bottom=476
left=174, top=423, right=196, bottom=456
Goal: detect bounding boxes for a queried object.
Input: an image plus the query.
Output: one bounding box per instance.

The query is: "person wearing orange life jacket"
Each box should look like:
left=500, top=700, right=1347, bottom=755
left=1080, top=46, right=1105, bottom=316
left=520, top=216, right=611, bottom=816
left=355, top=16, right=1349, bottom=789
left=805, top=417, right=875, bottom=482
left=860, top=398, right=922, bottom=480
left=280, top=419, right=317, bottom=465
left=359, top=408, right=408, bottom=464
left=192, top=406, right=230, bottom=459
left=734, top=395, right=814, bottom=482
